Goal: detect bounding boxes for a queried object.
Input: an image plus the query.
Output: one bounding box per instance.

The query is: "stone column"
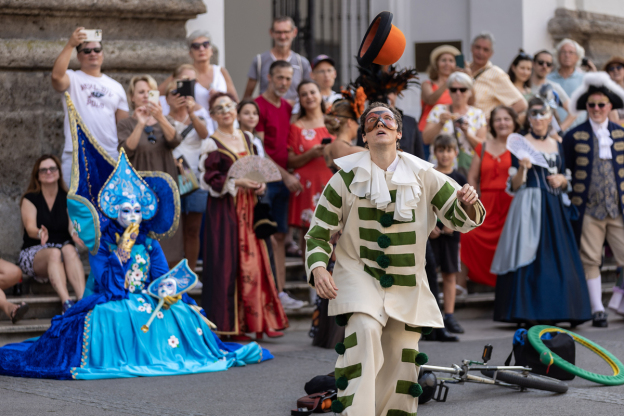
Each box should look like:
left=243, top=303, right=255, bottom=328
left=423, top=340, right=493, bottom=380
left=0, top=0, right=206, bottom=260
left=548, top=8, right=624, bottom=67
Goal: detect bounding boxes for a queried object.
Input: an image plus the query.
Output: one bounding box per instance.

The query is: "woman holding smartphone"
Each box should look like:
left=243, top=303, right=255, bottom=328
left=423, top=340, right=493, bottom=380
left=287, top=81, right=334, bottom=230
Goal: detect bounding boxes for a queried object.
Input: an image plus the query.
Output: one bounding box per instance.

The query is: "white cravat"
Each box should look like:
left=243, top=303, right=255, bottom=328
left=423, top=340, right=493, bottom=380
left=589, top=118, right=613, bottom=160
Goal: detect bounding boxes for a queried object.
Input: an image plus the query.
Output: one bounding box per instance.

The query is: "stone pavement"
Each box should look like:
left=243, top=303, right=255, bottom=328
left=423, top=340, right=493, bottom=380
left=1, top=307, right=624, bottom=416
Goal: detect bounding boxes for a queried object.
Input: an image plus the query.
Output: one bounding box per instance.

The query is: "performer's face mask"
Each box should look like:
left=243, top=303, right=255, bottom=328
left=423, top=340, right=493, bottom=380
left=364, top=110, right=398, bottom=133
left=528, top=107, right=551, bottom=120
left=158, top=278, right=177, bottom=297
left=118, top=201, right=143, bottom=228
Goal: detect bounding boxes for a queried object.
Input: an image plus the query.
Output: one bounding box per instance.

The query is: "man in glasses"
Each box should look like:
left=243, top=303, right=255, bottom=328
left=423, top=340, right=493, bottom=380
left=530, top=50, right=576, bottom=132
left=51, top=27, right=129, bottom=186
left=603, top=56, right=624, bottom=124
left=564, top=73, right=624, bottom=328
left=467, top=32, right=527, bottom=118
left=548, top=38, right=596, bottom=131
left=243, top=16, right=311, bottom=106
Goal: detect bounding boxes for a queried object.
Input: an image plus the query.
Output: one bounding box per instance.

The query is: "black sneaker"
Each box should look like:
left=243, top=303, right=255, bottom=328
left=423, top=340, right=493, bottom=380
left=422, top=327, right=459, bottom=342
left=444, top=314, right=465, bottom=334
left=592, top=311, right=608, bottom=328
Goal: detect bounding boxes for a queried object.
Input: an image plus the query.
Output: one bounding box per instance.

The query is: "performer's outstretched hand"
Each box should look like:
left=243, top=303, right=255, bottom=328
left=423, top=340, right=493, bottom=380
left=312, top=267, right=338, bottom=300
left=457, top=184, right=478, bottom=206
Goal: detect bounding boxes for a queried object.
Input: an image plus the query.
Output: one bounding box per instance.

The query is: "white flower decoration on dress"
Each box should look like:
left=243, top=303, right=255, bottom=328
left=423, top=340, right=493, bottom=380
left=142, top=289, right=147, bottom=294
left=129, top=285, right=135, bottom=293
left=145, top=305, right=153, bottom=314
left=157, top=311, right=164, bottom=319
left=137, top=297, right=145, bottom=303
left=196, top=328, right=203, bottom=336
left=135, top=254, right=146, bottom=264
left=138, top=305, right=146, bottom=312
left=168, top=335, right=180, bottom=348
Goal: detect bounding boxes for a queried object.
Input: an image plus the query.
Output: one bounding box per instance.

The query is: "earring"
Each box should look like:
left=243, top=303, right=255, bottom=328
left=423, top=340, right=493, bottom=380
left=396, top=140, right=401, bottom=150
left=364, top=142, right=369, bottom=149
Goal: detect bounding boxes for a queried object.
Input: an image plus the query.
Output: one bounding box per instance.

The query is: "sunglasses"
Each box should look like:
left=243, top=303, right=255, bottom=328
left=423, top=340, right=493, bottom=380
left=535, top=59, right=553, bottom=67
left=607, top=64, right=623, bottom=72
left=79, top=47, right=102, bottom=55
left=587, top=102, right=608, bottom=109
left=190, top=41, right=210, bottom=50
left=210, top=102, right=236, bottom=115
left=528, top=108, right=551, bottom=119
left=449, top=87, right=468, bottom=93
left=39, top=166, right=59, bottom=174
left=191, top=40, right=210, bottom=51
left=364, top=110, right=398, bottom=133
left=144, top=126, right=156, bottom=144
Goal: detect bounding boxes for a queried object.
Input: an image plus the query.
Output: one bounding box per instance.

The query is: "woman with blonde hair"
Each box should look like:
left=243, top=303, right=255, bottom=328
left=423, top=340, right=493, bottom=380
left=117, top=75, right=184, bottom=267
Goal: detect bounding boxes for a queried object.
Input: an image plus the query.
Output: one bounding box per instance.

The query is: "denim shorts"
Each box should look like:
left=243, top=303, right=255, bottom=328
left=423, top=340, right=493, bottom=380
left=181, top=188, right=208, bottom=214
left=263, top=181, right=290, bottom=234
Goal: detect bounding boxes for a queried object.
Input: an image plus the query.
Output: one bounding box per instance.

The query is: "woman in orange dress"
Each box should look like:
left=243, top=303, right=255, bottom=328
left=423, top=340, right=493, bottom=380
left=199, top=92, right=288, bottom=341
left=461, top=106, right=518, bottom=287
left=287, top=81, right=334, bottom=228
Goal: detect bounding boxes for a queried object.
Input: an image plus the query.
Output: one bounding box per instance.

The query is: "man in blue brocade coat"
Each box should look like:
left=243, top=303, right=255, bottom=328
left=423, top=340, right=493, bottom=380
left=564, top=72, right=624, bottom=328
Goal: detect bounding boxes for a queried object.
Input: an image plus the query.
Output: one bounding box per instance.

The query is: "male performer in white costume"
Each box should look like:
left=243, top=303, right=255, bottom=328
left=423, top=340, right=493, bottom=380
left=304, top=102, right=485, bottom=416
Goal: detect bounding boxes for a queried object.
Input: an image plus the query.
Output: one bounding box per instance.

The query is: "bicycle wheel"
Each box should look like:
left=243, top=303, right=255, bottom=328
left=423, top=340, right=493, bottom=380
left=480, top=370, right=568, bottom=393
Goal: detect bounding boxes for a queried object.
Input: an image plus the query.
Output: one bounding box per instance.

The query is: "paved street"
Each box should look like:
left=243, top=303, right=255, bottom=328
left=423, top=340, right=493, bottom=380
left=1, top=307, right=624, bottom=416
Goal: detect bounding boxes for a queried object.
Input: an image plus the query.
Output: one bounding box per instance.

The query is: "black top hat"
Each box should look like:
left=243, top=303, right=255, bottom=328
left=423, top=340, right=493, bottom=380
left=569, top=72, right=624, bottom=113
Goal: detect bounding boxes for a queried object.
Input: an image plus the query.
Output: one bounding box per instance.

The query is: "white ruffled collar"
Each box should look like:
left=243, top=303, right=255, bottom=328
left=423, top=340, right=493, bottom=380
left=334, top=151, right=433, bottom=221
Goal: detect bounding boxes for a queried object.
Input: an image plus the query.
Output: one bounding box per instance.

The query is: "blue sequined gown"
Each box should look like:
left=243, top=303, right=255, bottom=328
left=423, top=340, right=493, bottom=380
left=0, top=222, right=271, bottom=380
left=491, top=142, right=592, bottom=325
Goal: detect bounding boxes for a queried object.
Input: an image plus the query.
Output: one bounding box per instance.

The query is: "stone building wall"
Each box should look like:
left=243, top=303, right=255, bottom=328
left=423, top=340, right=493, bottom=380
left=548, top=7, right=624, bottom=68
left=0, top=0, right=206, bottom=260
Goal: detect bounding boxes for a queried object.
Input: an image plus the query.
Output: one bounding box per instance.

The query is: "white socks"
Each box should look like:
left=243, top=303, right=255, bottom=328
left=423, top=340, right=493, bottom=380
left=587, top=276, right=605, bottom=313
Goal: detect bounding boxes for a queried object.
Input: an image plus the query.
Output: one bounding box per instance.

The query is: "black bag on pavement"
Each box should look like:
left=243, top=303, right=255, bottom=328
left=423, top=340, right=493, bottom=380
left=506, top=329, right=575, bottom=381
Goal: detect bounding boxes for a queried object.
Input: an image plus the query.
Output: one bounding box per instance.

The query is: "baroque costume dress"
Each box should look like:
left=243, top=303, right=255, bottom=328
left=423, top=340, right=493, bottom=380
left=491, top=140, right=591, bottom=324
left=460, top=143, right=513, bottom=287
left=304, top=150, right=485, bottom=415
left=0, top=96, right=270, bottom=379
left=199, top=131, right=288, bottom=335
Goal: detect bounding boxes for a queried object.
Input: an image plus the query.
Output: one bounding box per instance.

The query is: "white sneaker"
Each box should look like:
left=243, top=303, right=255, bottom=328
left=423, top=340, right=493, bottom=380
left=279, top=292, right=307, bottom=310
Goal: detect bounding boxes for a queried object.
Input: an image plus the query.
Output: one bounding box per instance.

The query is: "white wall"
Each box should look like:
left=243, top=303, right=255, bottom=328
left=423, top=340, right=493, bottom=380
left=522, top=0, right=558, bottom=54
left=186, top=0, right=225, bottom=65
left=574, top=0, right=624, bottom=18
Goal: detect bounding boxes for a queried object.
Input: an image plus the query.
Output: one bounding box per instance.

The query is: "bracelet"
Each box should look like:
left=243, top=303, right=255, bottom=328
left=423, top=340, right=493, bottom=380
left=37, top=228, right=42, bottom=239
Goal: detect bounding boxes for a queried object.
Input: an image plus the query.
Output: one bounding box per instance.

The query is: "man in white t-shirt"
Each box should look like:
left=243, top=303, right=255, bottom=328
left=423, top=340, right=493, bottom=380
left=51, top=27, right=129, bottom=186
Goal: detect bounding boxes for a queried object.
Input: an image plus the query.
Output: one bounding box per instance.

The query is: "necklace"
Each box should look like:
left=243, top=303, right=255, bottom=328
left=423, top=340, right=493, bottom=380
left=529, top=129, right=548, bottom=140
left=171, top=112, right=189, bottom=124
left=217, top=128, right=238, bottom=139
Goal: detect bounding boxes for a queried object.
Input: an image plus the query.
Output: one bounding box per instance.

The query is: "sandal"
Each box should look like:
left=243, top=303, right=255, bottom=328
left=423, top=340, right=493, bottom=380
left=286, top=242, right=303, bottom=258
left=11, top=302, right=29, bottom=324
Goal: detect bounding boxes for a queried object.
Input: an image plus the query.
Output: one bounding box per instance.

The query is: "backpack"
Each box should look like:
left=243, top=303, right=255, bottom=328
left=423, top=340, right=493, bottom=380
left=505, top=328, right=575, bottom=381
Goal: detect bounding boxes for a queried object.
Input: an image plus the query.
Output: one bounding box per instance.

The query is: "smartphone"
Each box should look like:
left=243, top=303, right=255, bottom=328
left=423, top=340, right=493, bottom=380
left=80, top=29, right=102, bottom=42
left=455, top=54, right=465, bottom=69
left=148, top=90, right=160, bottom=105
left=581, top=57, right=589, bottom=67
left=176, top=79, right=196, bottom=98
left=321, top=137, right=332, bottom=145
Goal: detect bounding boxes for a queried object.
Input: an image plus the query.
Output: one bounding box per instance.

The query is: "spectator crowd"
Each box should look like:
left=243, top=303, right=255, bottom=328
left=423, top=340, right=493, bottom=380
left=1, top=17, right=623, bottom=342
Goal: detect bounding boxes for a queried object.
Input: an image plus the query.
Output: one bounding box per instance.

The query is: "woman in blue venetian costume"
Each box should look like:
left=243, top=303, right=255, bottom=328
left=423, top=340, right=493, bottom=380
left=491, top=97, right=591, bottom=325
left=0, top=95, right=271, bottom=380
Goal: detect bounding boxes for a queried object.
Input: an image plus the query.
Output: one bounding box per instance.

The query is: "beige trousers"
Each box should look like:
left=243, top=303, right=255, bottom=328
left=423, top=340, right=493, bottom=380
left=334, top=313, right=423, bottom=416
left=579, top=214, right=624, bottom=279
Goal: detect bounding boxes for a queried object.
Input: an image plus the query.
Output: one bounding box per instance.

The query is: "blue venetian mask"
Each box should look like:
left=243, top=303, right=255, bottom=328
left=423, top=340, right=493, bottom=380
left=98, top=150, right=158, bottom=221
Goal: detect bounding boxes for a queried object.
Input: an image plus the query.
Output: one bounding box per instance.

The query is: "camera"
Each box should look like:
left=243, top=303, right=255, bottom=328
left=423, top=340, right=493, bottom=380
left=175, top=80, right=196, bottom=98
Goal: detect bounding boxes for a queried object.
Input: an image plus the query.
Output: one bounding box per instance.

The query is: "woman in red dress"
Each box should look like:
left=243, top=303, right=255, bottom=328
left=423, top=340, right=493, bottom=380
left=199, top=92, right=288, bottom=341
left=461, top=106, right=518, bottom=287
left=287, top=81, right=334, bottom=229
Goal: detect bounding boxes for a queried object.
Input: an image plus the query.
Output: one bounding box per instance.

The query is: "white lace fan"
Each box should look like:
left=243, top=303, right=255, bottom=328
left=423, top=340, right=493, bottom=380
left=228, top=155, right=282, bottom=183
left=506, top=133, right=550, bottom=168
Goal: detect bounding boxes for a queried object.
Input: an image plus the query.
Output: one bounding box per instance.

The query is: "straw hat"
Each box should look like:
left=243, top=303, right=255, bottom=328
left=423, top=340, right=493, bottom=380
left=603, top=56, right=624, bottom=71
left=430, top=45, right=461, bottom=68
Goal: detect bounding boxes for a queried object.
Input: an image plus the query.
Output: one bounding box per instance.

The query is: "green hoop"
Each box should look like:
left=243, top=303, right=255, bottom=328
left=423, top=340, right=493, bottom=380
left=527, top=325, right=624, bottom=386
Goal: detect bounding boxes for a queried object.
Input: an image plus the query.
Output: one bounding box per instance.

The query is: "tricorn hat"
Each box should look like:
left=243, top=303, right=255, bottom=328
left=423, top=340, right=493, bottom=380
left=569, top=71, right=624, bottom=114
left=357, top=11, right=406, bottom=67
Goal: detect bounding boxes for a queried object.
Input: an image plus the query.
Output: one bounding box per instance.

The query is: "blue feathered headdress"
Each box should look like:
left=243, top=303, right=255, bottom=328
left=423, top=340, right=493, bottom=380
left=65, top=93, right=180, bottom=255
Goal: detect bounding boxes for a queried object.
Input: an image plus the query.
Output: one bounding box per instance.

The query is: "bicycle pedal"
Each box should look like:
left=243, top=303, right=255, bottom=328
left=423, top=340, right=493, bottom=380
left=433, top=381, right=449, bottom=402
